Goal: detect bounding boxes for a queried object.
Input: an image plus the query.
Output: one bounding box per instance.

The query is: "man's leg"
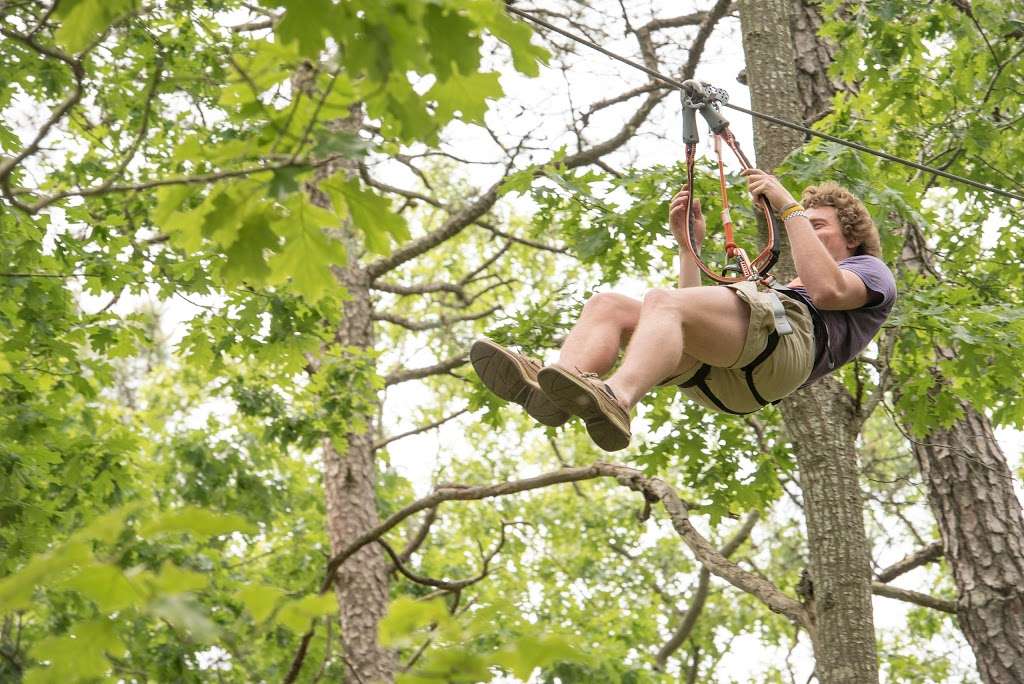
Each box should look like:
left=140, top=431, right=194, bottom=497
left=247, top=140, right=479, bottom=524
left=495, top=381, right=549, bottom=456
left=605, top=286, right=750, bottom=409
left=557, top=292, right=642, bottom=375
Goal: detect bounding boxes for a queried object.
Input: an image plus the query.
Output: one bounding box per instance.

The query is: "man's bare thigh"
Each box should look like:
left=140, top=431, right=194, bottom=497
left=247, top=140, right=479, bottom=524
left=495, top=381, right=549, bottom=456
left=647, top=285, right=751, bottom=371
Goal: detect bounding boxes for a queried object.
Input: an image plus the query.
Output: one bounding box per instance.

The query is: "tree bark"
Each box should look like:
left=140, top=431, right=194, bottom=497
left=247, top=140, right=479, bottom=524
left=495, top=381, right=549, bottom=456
left=890, top=69, right=1024, bottom=683
left=738, top=1, right=880, bottom=681
left=908, top=402, right=1024, bottom=682
left=322, top=263, right=397, bottom=682
left=310, top=109, right=397, bottom=682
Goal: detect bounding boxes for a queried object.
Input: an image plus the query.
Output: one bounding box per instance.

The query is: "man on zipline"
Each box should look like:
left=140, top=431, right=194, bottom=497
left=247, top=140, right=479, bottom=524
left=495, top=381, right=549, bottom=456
left=471, top=169, right=896, bottom=452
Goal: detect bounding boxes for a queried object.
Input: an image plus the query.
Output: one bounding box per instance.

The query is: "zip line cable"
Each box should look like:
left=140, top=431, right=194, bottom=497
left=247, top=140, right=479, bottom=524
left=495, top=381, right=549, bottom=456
left=505, top=4, right=1024, bottom=203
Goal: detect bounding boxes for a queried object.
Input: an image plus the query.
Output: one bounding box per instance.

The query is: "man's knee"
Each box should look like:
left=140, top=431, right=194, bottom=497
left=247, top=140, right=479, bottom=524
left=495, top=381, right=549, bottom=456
left=583, top=292, right=639, bottom=321
left=641, top=287, right=685, bottom=318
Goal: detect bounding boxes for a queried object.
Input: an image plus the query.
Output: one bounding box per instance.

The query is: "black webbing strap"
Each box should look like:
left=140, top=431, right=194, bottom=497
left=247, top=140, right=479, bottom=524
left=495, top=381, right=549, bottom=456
left=741, top=331, right=780, bottom=406
left=679, top=363, right=743, bottom=414
left=679, top=331, right=782, bottom=414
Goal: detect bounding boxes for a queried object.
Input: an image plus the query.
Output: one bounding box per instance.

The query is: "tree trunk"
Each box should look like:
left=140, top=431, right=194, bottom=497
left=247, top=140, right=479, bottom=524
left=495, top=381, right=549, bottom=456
left=313, top=108, right=397, bottom=682
left=909, top=400, right=1024, bottom=682
left=322, top=264, right=397, bottom=682
left=738, top=1, right=880, bottom=681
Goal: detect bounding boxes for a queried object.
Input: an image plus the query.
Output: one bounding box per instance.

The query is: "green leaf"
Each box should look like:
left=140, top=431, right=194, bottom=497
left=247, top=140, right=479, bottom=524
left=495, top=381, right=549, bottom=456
left=235, top=583, right=288, bottom=623
left=61, top=563, right=140, bottom=612
left=54, top=0, right=135, bottom=53
left=152, top=185, right=196, bottom=227
left=493, top=635, right=582, bottom=679
left=312, top=130, right=373, bottom=158
left=268, top=196, right=346, bottom=300
left=148, top=595, right=220, bottom=643
left=25, top=618, right=125, bottom=683
left=274, top=593, right=337, bottom=632
left=323, top=175, right=409, bottom=254
left=0, top=541, right=92, bottom=610
left=424, top=6, right=482, bottom=80
left=137, top=506, right=256, bottom=539
left=426, top=70, right=503, bottom=124
left=274, top=0, right=333, bottom=57
left=268, top=167, right=302, bottom=200
left=222, top=211, right=278, bottom=286
left=149, top=561, right=209, bottom=595
left=488, top=13, right=551, bottom=77
left=379, top=596, right=450, bottom=648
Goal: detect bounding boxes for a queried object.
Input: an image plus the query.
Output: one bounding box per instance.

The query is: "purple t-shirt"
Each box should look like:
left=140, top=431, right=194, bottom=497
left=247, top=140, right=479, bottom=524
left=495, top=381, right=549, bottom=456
left=777, top=255, right=896, bottom=386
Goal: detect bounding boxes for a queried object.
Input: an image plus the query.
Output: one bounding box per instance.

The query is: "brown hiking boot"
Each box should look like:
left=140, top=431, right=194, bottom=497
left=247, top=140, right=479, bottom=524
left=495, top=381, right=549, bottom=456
left=536, top=364, right=631, bottom=452
left=470, top=338, right=570, bottom=427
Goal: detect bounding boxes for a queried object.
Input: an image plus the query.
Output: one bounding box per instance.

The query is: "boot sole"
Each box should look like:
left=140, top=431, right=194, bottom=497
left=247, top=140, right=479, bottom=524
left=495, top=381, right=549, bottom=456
left=536, top=366, right=630, bottom=452
left=470, top=339, right=569, bottom=427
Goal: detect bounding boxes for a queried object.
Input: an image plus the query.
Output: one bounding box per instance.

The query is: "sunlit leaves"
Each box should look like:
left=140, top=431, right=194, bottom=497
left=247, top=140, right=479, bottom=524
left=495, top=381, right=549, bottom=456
left=53, top=0, right=136, bottom=53
left=380, top=597, right=584, bottom=682
left=322, top=174, right=410, bottom=254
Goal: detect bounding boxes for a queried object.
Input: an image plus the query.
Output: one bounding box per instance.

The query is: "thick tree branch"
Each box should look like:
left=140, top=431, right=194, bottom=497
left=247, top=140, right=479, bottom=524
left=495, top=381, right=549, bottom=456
left=871, top=582, right=956, bottom=614
left=875, top=541, right=943, bottom=583
left=316, top=464, right=812, bottom=632
left=372, top=280, right=466, bottom=299
left=655, top=511, right=759, bottom=670
left=383, top=352, right=467, bottom=387
left=372, top=305, right=499, bottom=332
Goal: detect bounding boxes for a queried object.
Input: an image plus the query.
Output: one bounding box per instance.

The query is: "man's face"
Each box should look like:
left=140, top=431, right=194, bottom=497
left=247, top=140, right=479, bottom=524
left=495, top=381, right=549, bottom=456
left=807, top=206, right=857, bottom=261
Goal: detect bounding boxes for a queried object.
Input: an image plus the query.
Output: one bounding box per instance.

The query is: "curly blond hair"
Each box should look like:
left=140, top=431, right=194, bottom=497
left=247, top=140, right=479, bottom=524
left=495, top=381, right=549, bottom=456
left=801, top=182, right=881, bottom=257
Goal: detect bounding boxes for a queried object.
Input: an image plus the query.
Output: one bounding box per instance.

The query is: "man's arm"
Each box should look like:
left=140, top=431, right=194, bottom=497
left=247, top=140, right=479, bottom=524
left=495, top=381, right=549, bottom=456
left=782, top=213, right=869, bottom=310
left=670, top=190, right=704, bottom=288
left=741, top=169, right=869, bottom=310
left=679, top=244, right=702, bottom=288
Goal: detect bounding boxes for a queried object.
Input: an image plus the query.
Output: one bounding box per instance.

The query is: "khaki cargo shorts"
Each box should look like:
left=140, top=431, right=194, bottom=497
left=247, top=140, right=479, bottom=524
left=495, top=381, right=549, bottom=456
left=658, top=281, right=816, bottom=414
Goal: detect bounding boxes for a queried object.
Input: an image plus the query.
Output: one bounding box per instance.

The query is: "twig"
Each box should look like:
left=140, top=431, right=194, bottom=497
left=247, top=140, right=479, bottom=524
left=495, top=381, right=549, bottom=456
left=374, top=409, right=469, bottom=451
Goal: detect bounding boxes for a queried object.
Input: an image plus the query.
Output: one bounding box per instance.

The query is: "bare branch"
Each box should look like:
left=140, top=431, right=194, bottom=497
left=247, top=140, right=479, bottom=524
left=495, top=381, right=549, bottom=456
left=875, top=541, right=943, bottom=583
left=397, top=507, right=439, bottom=565
left=384, top=352, right=467, bottom=387
left=379, top=522, right=511, bottom=592
left=372, top=280, right=467, bottom=300
left=10, top=152, right=353, bottom=214
left=655, top=511, right=759, bottom=670
left=283, top=626, right=317, bottom=684
left=372, top=305, right=499, bottom=332
left=581, top=82, right=664, bottom=124
left=316, top=464, right=812, bottom=633
left=871, top=582, right=956, bottom=614
left=475, top=223, right=569, bottom=255
left=374, top=409, right=469, bottom=451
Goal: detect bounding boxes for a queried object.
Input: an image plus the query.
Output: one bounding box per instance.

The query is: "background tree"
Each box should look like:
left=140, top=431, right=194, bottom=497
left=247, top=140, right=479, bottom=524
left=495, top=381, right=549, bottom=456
left=1, top=1, right=1021, bottom=683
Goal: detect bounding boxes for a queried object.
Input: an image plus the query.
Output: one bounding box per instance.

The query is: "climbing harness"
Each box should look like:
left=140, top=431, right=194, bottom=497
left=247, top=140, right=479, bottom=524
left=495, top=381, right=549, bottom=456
left=679, top=331, right=784, bottom=415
